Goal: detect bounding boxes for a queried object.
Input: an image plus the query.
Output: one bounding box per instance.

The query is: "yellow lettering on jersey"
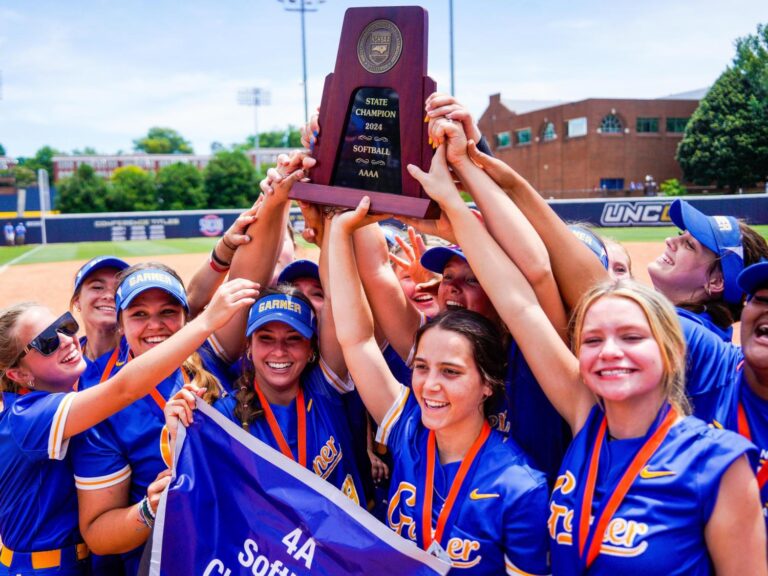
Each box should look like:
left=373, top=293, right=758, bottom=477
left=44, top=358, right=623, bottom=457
left=312, top=436, right=342, bottom=480
left=446, top=538, right=482, bottom=569
left=341, top=474, right=360, bottom=505
left=388, top=482, right=417, bottom=542
left=550, top=471, right=650, bottom=558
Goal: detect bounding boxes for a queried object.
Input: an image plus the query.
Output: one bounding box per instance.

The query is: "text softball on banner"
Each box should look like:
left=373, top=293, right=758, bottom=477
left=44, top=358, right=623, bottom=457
left=146, top=400, right=449, bottom=576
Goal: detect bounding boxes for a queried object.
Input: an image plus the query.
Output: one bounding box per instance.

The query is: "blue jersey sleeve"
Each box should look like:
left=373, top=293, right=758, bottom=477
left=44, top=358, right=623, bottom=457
left=682, top=316, right=743, bottom=421
left=502, top=476, right=551, bottom=576
left=696, top=427, right=756, bottom=523
left=374, top=386, right=418, bottom=450
left=72, top=421, right=132, bottom=491
left=213, top=395, right=238, bottom=422
left=10, top=391, right=76, bottom=461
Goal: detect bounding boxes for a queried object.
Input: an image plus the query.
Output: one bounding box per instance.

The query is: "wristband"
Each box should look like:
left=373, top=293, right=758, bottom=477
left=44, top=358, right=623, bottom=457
left=209, top=258, right=228, bottom=274
left=210, top=247, right=231, bottom=269
left=137, top=496, right=155, bottom=529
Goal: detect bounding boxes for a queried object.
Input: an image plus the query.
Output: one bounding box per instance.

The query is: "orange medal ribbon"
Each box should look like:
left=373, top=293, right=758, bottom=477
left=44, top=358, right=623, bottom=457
left=577, top=406, right=678, bottom=569
left=421, top=421, right=491, bottom=550
left=737, top=402, right=768, bottom=489
left=253, top=381, right=307, bottom=467
left=115, top=347, right=188, bottom=412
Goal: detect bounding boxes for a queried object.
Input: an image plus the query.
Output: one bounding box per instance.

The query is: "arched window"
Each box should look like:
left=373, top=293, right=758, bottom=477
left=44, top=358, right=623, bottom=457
left=600, top=114, right=623, bottom=133
left=541, top=121, right=556, bottom=141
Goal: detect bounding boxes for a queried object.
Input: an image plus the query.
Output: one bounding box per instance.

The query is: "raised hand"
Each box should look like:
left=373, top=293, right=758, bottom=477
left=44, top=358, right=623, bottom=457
left=332, top=197, right=392, bottom=235
left=199, top=278, right=259, bottom=331
left=389, top=227, right=441, bottom=290
left=425, top=92, right=482, bottom=144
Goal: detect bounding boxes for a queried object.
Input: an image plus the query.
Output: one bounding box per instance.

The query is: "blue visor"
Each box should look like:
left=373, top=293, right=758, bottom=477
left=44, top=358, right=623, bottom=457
left=737, top=260, right=768, bottom=300
left=277, top=259, right=320, bottom=285
left=74, top=256, right=129, bottom=293
left=246, top=294, right=316, bottom=339
left=115, top=269, right=188, bottom=313
left=670, top=199, right=744, bottom=304
left=568, top=225, right=609, bottom=270
left=420, top=245, right=466, bottom=274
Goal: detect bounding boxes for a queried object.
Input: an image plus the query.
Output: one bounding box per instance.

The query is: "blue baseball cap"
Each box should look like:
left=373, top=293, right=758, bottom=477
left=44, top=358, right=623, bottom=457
left=420, top=245, right=466, bottom=274
left=568, top=225, right=609, bottom=270
left=74, top=256, right=129, bottom=293
left=669, top=199, right=744, bottom=304
left=115, top=269, right=188, bottom=313
left=737, top=260, right=768, bottom=300
left=246, top=293, right=316, bottom=339
left=277, top=259, right=320, bottom=284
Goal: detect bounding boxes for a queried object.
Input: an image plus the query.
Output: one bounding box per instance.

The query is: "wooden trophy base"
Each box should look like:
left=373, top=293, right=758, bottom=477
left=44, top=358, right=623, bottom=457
left=292, top=182, right=440, bottom=219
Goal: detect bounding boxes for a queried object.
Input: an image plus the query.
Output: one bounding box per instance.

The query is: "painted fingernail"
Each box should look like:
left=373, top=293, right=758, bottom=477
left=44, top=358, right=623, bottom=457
left=423, top=114, right=429, bottom=123
left=428, top=137, right=433, bottom=146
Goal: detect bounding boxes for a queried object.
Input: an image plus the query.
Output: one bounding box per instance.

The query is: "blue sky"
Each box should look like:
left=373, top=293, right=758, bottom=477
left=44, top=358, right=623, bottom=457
left=0, top=0, right=764, bottom=157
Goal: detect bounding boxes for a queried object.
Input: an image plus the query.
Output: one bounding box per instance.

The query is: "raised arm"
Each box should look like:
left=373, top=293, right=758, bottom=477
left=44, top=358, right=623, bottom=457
left=407, top=144, right=593, bottom=434
left=466, top=141, right=609, bottom=311
left=64, top=278, right=257, bottom=440
left=328, top=200, right=402, bottom=425
left=214, top=158, right=311, bottom=360
left=186, top=199, right=261, bottom=317
left=430, top=114, right=568, bottom=338
left=352, top=222, right=423, bottom=361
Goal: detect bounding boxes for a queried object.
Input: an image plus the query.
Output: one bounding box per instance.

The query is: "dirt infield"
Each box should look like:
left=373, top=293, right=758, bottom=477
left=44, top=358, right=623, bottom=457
left=0, top=242, right=660, bottom=313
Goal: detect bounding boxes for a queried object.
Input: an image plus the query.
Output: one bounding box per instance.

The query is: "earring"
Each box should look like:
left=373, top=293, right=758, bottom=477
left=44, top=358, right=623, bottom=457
left=308, top=352, right=317, bottom=363
left=245, top=350, right=252, bottom=361
left=26, top=378, right=35, bottom=390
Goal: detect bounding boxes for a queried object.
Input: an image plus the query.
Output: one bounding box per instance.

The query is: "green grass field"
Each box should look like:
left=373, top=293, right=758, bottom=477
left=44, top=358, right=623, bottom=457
left=1, top=226, right=766, bottom=267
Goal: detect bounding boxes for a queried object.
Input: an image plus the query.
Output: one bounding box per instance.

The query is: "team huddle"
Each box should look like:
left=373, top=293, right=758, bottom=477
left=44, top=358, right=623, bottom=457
left=1, top=94, right=768, bottom=576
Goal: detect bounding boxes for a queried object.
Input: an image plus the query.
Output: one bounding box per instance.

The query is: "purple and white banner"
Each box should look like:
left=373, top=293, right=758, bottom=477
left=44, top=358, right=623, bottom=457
left=146, top=400, right=449, bottom=576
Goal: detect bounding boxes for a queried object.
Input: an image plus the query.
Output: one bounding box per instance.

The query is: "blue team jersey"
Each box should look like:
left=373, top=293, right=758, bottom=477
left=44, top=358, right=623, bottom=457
left=676, top=306, right=732, bottom=342
left=382, top=341, right=413, bottom=387
left=502, top=338, right=571, bottom=486
left=682, top=316, right=768, bottom=521
left=376, top=387, right=551, bottom=576
left=71, top=336, right=231, bottom=575
left=214, top=364, right=364, bottom=505
left=549, top=405, right=754, bottom=575
left=0, top=391, right=80, bottom=552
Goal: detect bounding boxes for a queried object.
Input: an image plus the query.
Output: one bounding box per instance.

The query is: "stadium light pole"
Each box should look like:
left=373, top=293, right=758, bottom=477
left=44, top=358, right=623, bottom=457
left=238, top=88, right=271, bottom=174
left=278, top=0, right=325, bottom=124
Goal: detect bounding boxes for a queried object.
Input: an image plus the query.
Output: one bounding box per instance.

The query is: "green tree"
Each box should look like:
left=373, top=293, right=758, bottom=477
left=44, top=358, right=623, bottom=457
left=156, top=162, right=207, bottom=210
left=203, top=150, right=258, bottom=208
left=133, top=127, right=194, bottom=154
left=18, top=145, right=59, bottom=181
left=677, top=24, right=768, bottom=190
left=0, top=143, right=6, bottom=156
left=71, top=146, right=99, bottom=155
left=106, top=166, right=157, bottom=211
left=11, top=166, right=36, bottom=187
left=56, top=164, right=109, bottom=213
left=660, top=178, right=687, bottom=196
left=246, top=126, right=302, bottom=148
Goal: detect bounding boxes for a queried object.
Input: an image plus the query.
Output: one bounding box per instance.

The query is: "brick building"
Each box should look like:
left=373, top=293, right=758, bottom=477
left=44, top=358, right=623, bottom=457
left=477, top=92, right=702, bottom=197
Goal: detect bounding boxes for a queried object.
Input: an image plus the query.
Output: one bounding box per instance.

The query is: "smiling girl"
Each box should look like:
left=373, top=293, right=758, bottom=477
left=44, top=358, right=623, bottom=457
left=71, top=263, right=245, bottom=575
left=326, top=199, right=551, bottom=576
left=408, top=128, right=766, bottom=574
left=0, top=278, right=255, bottom=576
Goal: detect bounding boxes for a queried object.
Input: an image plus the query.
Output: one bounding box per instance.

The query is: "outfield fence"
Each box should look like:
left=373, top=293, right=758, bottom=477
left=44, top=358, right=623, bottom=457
left=1, top=194, right=765, bottom=245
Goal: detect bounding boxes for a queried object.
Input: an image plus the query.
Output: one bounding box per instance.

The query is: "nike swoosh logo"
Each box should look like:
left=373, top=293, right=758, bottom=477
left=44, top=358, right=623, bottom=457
left=639, top=466, right=676, bottom=479
left=115, top=360, right=126, bottom=367
left=469, top=489, right=500, bottom=500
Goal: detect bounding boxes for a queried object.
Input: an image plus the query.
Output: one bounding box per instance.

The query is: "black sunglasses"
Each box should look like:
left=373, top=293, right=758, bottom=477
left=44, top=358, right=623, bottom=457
left=15, top=312, right=80, bottom=363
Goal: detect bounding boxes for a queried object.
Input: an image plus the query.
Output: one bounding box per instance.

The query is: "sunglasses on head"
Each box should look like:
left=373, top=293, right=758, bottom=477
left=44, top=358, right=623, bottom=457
left=15, top=311, right=80, bottom=363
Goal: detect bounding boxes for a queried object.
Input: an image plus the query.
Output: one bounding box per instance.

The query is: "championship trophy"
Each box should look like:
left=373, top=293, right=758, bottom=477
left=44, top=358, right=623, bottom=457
left=290, top=6, right=439, bottom=218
